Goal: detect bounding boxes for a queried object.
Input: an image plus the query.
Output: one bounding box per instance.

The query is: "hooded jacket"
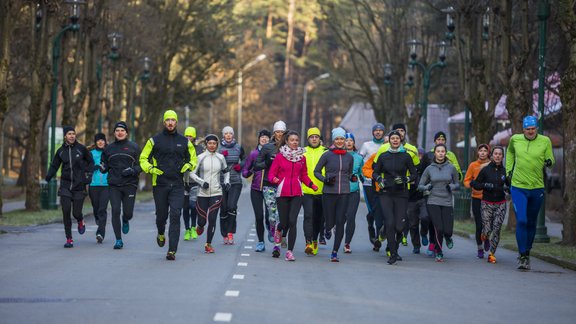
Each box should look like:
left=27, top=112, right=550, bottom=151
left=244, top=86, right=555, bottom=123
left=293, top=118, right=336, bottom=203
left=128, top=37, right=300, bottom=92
left=464, top=159, right=490, bottom=199
left=372, top=148, right=417, bottom=198
left=242, top=146, right=265, bottom=191
left=101, top=138, right=141, bottom=187
left=418, top=160, right=460, bottom=207
left=314, top=147, right=354, bottom=195
left=472, top=161, right=507, bottom=203
left=268, top=150, right=314, bottom=197
left=254, top=140, right=280, bottom=187
left=46, top=141, right=94, bottom=192
left=191, top=151, right=229, bottom=197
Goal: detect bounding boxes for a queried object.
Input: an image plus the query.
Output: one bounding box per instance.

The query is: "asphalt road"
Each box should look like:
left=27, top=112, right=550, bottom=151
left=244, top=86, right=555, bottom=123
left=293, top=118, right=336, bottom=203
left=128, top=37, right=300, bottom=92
left=1, top=188, right=575, bottom=324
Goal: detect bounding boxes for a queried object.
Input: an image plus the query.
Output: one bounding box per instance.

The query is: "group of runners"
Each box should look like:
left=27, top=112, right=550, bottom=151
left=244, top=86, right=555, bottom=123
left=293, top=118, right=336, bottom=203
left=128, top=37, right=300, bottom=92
left=47, top=110, right=554, bottom=269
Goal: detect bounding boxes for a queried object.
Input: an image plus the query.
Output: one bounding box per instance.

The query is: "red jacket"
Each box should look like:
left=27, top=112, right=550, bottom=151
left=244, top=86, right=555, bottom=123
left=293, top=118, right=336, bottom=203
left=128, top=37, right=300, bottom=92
left=268, top=153, right=314, bottom=197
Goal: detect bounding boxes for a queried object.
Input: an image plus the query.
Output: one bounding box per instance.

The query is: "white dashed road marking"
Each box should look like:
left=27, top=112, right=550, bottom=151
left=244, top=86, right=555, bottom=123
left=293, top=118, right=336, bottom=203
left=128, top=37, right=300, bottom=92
left=237, top=262, right=248, bottom=267
left=233, top=274, right=245, bottom=280
left=213, top=313, right=232, bottom=322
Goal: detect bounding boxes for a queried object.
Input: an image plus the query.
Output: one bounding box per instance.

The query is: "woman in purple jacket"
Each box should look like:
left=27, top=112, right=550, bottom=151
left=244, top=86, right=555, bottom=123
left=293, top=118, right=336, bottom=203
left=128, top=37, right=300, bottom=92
left=242, top=129, right=272, bottom=252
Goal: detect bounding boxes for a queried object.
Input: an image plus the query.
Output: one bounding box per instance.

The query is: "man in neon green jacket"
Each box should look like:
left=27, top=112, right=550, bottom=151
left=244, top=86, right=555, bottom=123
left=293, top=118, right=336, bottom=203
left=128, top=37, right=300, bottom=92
left=140, top=110, right=197, bottom=260
left=506, top=115, right=555, bottom=270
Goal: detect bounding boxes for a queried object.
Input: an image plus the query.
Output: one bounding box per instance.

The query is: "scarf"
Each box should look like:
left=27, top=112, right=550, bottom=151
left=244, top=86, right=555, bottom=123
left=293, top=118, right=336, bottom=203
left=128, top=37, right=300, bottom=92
left=221, top=139, right=237, bottom=148
left=329, top=145, right=347, bottom=155
left=373, top=137, right=384, bottom=144
left=388, top=144, right=405, bottom=153
left=279, top=145, right=305, bottom=162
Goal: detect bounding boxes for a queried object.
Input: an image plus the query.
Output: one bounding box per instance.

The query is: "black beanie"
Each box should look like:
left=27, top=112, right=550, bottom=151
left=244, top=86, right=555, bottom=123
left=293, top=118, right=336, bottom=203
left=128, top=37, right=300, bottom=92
left=94, top=133, right=106, bottom=143
left=258, top=129, right=271, bottom=140
left=63, top=126, right=75, bottom=136
left=114, top=121, right=128, bottom=132
left=434, top=131, right=447, bottom=141
left=205, top=134, right=219, bottom=143
left=392, top=123, right=406, bottom=132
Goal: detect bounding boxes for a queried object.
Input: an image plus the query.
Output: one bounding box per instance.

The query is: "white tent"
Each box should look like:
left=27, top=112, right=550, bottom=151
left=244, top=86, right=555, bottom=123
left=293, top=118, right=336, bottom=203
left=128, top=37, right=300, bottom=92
left=339, top=102, right=378, bottom=145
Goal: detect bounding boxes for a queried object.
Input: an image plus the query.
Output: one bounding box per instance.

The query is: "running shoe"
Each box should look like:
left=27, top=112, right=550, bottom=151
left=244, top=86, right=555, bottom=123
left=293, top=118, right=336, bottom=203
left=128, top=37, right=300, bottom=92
left=387, top=255, right=398, bottom=265
left=401, top=235, right=408, bottom=246
left=274, top=229, right=282, bottom=244
left=113, top=239, right=124, bottom=250
left=325, top=228, right=332, bottom=240
left=166, top=251, right=176, bottom=260
left=96, top=234, right=104, bottom=244
left=78, top=220, right=86, bottom=235
left=483, top=236, right=490, bottom=252
left=196, top=226, right=204, bottom=236
left=157, top=234, right=165, bottom=247
left=446, top=237, right=454, bottom=249
left=426, top=243, right=435, bottom=257
left=517, top=256, right=529, bottom=270
left=191, top=227, right=198, bottom=240
left=227, top=233, right=234, bottom=245
left=525, top=256, right=531, bottom=270
left=255, top=242, right=266, bottom=252
left=267, top=230, right=274, bottom=243
left=305, top=243, right=314, bottom=255
left=412, top=247, right=420, bottom=254
left=64, top=239, right=74, bottom=248
left=319, top=237, right=327, bottom=245
left=344, top=244, right=351, bottom=254
left=272, top=246, right=280, bottom=258
left=330, top=252, right=339, bottom=262
left=285, top=250, right=295, bottom=261
left=477, top=249, right=484, bottom=259
left=312, top=241, right=319, bottom=255
left=184, top=229, right=191, bottom=241
left=205, top=243, right=215, bottom=253
left=122, top=220, right=130, bottom=234
left=223, top=236, right=229, bottom=245
left=373, top=239, right=382, bottom=252
left=396, top=254, right=403, bottom=261
left=487, top=252, right=496, bottom=264
left=281, top=237, right=287, bottom=249
left=421, top=235, right=429, bottom=246
left=435, top=253, right=444, bottom=262
left=386, top=247, right=391, bottom=257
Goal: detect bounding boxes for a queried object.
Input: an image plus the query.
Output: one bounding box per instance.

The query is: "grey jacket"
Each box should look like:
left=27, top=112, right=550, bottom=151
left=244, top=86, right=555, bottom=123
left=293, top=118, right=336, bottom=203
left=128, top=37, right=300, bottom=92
left=314, top=148, right=354, bottom=195
left=418, top=161, right=459, bottom=207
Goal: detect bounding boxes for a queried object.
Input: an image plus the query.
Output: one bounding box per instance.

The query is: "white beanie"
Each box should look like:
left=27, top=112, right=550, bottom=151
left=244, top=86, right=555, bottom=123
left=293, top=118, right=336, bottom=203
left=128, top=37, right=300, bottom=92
left=222, top=126, right=234, bottom=136
left=273, top=120, right=287, bottom=132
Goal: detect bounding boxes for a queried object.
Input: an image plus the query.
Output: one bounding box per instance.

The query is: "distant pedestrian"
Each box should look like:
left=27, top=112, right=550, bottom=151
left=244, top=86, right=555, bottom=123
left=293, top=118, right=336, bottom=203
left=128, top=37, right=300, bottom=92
left=506, top=116, right=555, bottom=270
left=88, top=133, right=109, bottom=244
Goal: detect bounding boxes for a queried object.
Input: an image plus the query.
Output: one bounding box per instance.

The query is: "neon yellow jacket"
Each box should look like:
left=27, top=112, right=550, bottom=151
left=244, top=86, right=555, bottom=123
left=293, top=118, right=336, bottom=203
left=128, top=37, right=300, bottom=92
left=506, top=133, right=554, bottom=189
left=302, top=145, right=327, bottom=195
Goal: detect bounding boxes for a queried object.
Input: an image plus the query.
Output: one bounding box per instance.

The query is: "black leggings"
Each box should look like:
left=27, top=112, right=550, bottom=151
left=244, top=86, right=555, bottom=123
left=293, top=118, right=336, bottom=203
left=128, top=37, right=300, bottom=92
left=364, top=185, right=383, bottom=241
left=89, top=186, right=109, bottom=238
left=345, top=191, right=360, bottom=244
left=183, top=187, right=199, bottom=229
left=277, top=196, right=302, bottom=251
left=379, top=194, right=408, bottom=256
left=220, top=184, right=242, bottom=237
left=109, top=185, right=137, bottom=240
left=197, top=196, right=222, bottom=244
left=427, top=204, right=454, bottom=253
left=302, top=194, right=323, bottom=242
left=472, top=197, right=482, bottom=246
left=60, top=193, right=85, bottom=239
left=250, top=189, right=269, bottom=243
left=153, top=185, right=184, bottom=252
left=323, top=194, right=348, bottom=253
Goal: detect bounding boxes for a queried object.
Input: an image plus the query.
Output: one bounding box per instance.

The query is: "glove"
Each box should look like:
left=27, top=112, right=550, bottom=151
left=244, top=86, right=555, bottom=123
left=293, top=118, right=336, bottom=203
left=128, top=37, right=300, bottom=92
left=180, top=163, right=192, bottom=173
left=311, top=184, right=319, bottom=191
left=84, top=172, right=93, bottom=184
left=350, top=175, right=358, bottom=182
left=121, top=167, right=136, bottom=177
left=324, top=176, right=336, bottom=185
left=223, top=183, right=231, bottom=191
left=376, top=176, right=385, bottom=189
left=394, top=176, right=404, bottom=185
left=202, top=182, right=209, bottom=190
left=422, top=184, right=432, bottom=196
left=233, top=164, right=241, bottom=172
left=222, top=150, right=229, bottom=157
left=505, top=174, right=512, bottom=187
left=150, top=167, right=164, bottom=175
left=406, top=175, right=414, bottom=184
left=545, top=159, right=552, bottom=167
left=483, top=183, right=494, bottom=191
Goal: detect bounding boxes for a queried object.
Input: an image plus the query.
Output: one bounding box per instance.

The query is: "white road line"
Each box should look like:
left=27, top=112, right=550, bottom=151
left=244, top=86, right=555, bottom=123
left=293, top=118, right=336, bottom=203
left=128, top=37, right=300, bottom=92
left=249, top=233, right=256, bottom=236
left=233, top=274, right=245, bottom=280
left=241, top=253, right=250, bottom=257
left=213, top=312, right=232, bottom=322
left=237, top=262, right=248, bottom=266
left=225, top=290, right=240, bottom=297
left=247, top=239, right=255, bottom=242
left=250, top=228, right=256, bottom=232
left=244, top=246, right=252, bottom=249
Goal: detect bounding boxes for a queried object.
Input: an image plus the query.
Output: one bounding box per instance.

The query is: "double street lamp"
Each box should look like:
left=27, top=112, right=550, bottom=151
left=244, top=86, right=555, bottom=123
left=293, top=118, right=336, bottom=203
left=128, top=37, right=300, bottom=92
left=97, top=32, right=123, bottom=133
left=300, top=73, right=330, bottom=146
left=130, top=57, right=152, bottom=141
left=237, top=54, right=267, bottom=146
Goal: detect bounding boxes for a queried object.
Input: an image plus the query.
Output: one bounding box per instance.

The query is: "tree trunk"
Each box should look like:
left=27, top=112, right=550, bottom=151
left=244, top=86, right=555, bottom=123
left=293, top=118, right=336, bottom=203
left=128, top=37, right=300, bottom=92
left=283, top=0, right=296, bottom=126
left=0, top=0, right=13, bottom=216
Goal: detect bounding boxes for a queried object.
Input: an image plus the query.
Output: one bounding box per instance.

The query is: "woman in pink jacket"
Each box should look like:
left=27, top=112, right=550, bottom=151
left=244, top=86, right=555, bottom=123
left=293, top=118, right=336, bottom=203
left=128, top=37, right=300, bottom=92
left=269, top=130, right=318, bottom=261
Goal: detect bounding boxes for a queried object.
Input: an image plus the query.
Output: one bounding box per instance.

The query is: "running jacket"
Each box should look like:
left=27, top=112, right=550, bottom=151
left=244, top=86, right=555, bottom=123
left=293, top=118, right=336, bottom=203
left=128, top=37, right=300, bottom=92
left=139, top=129, right=198, bottom=186
left=421, top=149, right=462, bottom=181
left=418, top=160, right=460, bottom=207
left=218, top=140, right=245, bottom=185
left=372, top=149, right=418, bottom=198
left=254, top=141, right=280, bottom=187
left=313, top=147, right=354, bottom=195
left=302, top=145, right=327, bottom=195
left=506, top=133, right=555, bottom=189
left=472, top=161, right=507, bottom=203
left=46, top=141, right=94, bottom=192
left=242, top=147, right=265, bottom=191
left=89, top=148, right=108, bottom=186
left=374, top=142, right=420, bottom=168
left=191, top=151, right=229, bottom=197
left=101, top=138, right=141, bottom=187
left=348, top=151, right=364, bottom=193
left=358, top=139, right=384, bottom=186
left=268, top=152, right=314, bottom=197
left=464, top=159, right=490, bottom=199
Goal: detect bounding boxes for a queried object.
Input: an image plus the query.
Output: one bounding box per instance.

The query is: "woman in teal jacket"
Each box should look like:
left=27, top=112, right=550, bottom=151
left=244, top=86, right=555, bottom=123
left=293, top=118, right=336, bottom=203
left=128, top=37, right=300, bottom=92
left=89, top=133, right=109, bottom=243
left=344, top=133, right=363, bottom=253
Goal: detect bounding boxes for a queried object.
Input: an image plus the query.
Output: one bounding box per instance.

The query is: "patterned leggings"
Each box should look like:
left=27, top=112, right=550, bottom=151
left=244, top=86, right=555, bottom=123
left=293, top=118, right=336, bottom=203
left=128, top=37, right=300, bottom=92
left=263, top=186, right=279, bottom=230
left=481, top=201, right=506, bottom=254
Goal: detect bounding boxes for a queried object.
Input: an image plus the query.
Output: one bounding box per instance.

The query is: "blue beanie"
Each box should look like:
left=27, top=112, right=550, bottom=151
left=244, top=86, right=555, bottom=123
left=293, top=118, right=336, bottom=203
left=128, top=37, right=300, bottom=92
left=523, top=116, right=538, bottom=129
left=345, top=132, right=355, bottom=142
left=372, top=123, right=385, bottom=132
left=331, top=127, right=346, bottom=140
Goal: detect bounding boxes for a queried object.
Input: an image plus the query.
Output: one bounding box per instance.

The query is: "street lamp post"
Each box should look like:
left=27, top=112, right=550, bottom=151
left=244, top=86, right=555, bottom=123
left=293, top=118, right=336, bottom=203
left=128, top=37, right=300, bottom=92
left=97, top=32, right=122, bottom=133
left=300, top=73, right=330, bottom=146
left=535, top=0, right=551, bottom=243
left=130, top=57, right=151, bottom=141
left=48, top=0, right=86, bottom=209
left=408, top=39, right=447, bottom=150
left=237, top=54, right=266, bottom=146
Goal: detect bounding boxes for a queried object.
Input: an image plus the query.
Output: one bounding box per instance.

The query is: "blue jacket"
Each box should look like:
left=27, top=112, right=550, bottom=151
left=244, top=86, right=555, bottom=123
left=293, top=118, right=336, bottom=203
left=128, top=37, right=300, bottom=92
left=348, top=151, right=363, bottom=193
left=90, top=148, right=108, bottom=186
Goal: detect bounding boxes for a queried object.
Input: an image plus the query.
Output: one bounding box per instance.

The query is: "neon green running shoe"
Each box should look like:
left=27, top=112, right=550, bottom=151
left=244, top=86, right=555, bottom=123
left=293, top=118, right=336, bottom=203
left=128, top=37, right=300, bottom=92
left=191, top=227, right=198, bottom=240
left=184, top=229, right=191, bottom=241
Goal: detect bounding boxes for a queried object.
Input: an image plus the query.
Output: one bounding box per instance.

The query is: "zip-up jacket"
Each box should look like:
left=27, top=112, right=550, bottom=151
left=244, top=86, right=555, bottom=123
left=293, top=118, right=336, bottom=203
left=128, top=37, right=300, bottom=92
left=314, top=147, right=353, bottom=195
left=372, top=149, right=418, bottom=198
left=102, top=139, right=141, bottom=187
left=268, top=152, right=314, bottom=197
left=184, top=144, right=204, bottom=190
left=464, top=159, right=490, bottom=199
left=418, top=160, right=460, bottom=207
left=139, top=129, right=198, bottom=186
left=302, top=145, right=327, bottom=195
left=46, top=141, right=93, bottom=192
left=472, top=161, right=507, bottom=203
left=242, top=147, right=265, bottom=191
left=358, top=139, right=384, bottom=185
left=362, top=153, right=381, bottom=191
left=90, top=148, right=108, bottom=186
left=254, top=141, right=280, bottom=187
left=421, top=149, right=462, bottom=181
left=348, top=151, right=364, bottom=193
left=506, top=133, right=555, bottom=189
left=218, top=140, right=245, bottom=185
left=191, top=151, right=229, bottom=197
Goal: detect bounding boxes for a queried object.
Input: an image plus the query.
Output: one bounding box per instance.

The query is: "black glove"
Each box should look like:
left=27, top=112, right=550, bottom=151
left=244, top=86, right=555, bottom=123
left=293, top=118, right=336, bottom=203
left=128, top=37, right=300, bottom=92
left=445, top=183, right=452, bottom=193
left=350, top=175, right=358, bottom=182
left=84, top=173, right=93, bottom=184
left=505, top=173, right=512, bottom=187
left=394, top=176, right=404, bottom=185
left=121, top=167, right=136, bottom=177
left=202, top=182, right=209, bottom=190
left=324, top=176, right=336, bottom=185
left=223, top=183, right=231, bottom=191
left=375, top=176, right=385, bottom=189
left=545, top=159, right=552, bottom=167
left=483, top=183, right=494, bottom=191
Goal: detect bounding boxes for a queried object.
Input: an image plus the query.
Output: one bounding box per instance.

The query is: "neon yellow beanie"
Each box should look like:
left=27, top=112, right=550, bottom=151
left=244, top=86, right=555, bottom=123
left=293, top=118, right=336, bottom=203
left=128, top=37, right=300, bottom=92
left=184, top=126, right=196, bottom=138
left=307, top=127, right=321, bottom=138
left=163, top=110, right=178, bottom=122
